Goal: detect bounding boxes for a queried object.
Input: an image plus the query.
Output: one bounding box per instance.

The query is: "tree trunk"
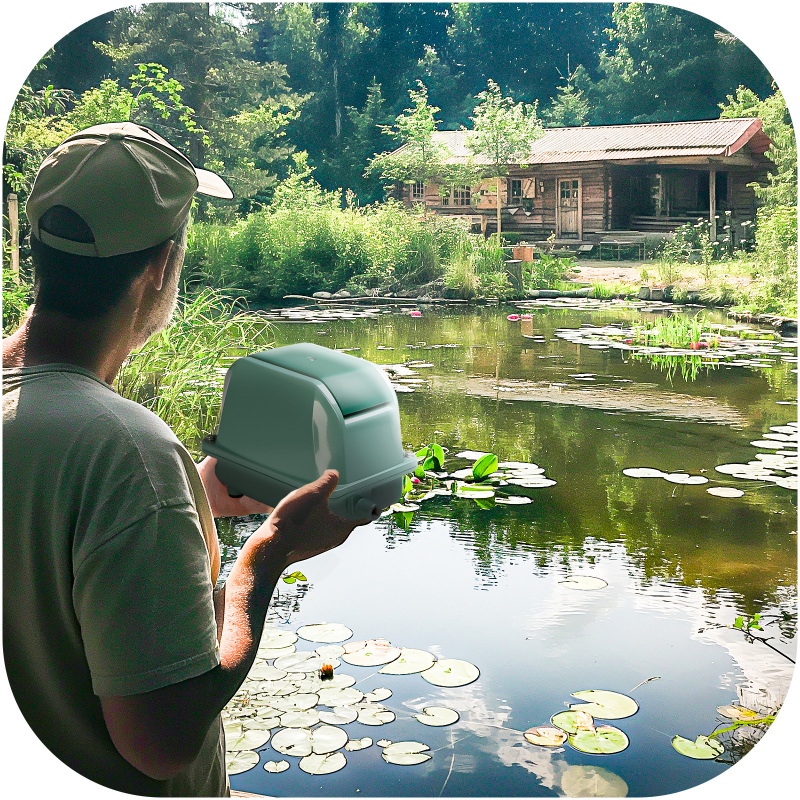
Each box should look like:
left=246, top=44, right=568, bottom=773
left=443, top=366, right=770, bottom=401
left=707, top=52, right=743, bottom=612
left=496, top=176, right=502, bottom=241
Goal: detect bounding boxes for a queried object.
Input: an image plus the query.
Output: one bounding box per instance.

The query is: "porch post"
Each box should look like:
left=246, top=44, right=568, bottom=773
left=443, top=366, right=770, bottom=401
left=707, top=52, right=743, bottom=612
left=708, top=169, right=717, bottom=242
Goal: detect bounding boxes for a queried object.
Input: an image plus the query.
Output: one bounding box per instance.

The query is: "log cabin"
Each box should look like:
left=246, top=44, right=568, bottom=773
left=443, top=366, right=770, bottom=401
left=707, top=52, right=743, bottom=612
left=393, top=118, right=774, bottom=249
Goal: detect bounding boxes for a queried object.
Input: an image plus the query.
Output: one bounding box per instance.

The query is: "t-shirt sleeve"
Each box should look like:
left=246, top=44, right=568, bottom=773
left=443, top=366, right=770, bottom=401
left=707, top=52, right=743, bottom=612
left=73, top=502, right=221, bottom=697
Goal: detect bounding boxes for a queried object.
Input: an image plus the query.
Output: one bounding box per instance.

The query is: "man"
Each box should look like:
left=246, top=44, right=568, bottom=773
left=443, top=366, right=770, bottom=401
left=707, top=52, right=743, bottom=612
left=2, top=122, right=368, bottom=796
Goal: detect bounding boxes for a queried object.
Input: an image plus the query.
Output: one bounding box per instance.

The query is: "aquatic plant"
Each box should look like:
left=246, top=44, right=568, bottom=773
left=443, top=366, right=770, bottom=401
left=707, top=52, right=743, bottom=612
left=116, top=288, right=273, bottom=456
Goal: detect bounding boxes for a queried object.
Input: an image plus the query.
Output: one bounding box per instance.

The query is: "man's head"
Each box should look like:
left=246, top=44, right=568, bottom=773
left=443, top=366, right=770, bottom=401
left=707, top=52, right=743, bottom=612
left=25, top=122, right=232, bottom=323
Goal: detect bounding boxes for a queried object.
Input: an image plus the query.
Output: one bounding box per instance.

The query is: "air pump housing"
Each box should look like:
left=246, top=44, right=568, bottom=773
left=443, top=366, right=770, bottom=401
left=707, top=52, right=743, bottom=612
left=202, top=343, right=417, bottom=520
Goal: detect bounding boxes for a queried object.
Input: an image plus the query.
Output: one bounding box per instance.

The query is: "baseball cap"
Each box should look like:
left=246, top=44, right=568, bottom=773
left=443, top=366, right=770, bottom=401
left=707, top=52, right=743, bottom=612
left=26, top=122, right=234, bottom=258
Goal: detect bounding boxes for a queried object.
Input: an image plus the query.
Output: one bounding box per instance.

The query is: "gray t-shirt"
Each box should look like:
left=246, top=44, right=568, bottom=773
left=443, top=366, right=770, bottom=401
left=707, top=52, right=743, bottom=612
left=3, top=364, right=227, bottom=796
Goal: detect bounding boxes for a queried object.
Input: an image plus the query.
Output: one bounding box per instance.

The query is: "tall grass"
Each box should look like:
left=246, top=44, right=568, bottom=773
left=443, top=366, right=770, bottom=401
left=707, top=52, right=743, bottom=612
left=115, top=288, right=273, bottom=456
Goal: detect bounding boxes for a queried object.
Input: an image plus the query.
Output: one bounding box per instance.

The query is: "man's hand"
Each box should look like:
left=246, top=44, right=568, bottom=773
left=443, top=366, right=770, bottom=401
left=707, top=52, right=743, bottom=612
left=196, top=456, right=273, bottom=517
left=259, top=469, right=372, bottom=570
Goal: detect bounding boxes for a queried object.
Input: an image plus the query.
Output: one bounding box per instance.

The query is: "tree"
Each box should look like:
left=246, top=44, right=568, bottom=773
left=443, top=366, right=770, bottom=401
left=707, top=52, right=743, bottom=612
left=466, top=80, right=544, bottom=239
left=367, top=81, right=465, bottom=214
left=543, top=64, right=591, bottom=128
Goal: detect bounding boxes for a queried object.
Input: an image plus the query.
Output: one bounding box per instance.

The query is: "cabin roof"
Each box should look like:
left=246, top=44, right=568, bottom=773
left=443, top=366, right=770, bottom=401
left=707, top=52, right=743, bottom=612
left=410, top=118, right=772, bottom=165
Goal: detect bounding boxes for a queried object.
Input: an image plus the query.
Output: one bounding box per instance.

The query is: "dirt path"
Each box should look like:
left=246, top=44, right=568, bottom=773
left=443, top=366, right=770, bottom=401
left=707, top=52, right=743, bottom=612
left=565, top=260, right=645, bottom=285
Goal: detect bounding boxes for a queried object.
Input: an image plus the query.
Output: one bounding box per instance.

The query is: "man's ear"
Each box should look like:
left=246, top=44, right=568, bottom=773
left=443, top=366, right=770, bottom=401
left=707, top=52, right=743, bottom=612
left=146, top=240, right=174, bottom=291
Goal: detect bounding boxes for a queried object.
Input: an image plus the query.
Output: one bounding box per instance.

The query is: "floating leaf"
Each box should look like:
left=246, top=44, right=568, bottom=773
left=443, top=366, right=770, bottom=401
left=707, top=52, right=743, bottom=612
left=455, top=483, right=496, bottom=499
left=260, top=628, right=299, bottom=649
left=717, top=704, right=761, bottom=721
left=271, top=727, right=314, bottom=757
left=377, top=739, right=392, bottom=747
left=356, top=704, right=396, bottom=726
left=414, top=706, right=459, bottom=727
left=257, top=644, right=296, bottom=660
left=389, top=502, right=420, bottom=513
left=299, top=752, right=347, bottom=775
left=569, top=725, right=629, bottom=755
left=270, top=693, right=319, bottom=712
left=279, top=709, right=320, bottom=728
left=523, top=726, right=568, bottom=747
left=319, top=706, right=359, bottom=725
left=315, top=644, right=345, bottom=660
left=364, top=687, right=393, bottom=703
left=449, top=468, right=477, bottom=480
left=341, top=640, right=401, bottom=667
left=569, top=690, right=638, bottom=720
left=622, top=468, right=666, bottom=478
left=559, top=576, right=608, bottom=591
left=263, top=759, right=290, bottom=773
left=671, top=734, right=724, bottom=760
left=560, top=765, right=629, bottom=797
left=274, top=652, right=323, bottom=673
left=345, top=737, right=373, bottom=751
left=379, top=648, right=436, bottom=675
left=494, top=495, right=533, bottom=505
left=421, top=658, right=479, bottom=687
left=226, top=728, right=271, bottom=752
left=498, top=461, right=542, bottom=470
left=551, top=710, right=596, bottom=734
left=226, top=750, right=259, bottom=774
left=455, top=451, right=489, bottom=460
left=664, top=473, right=708, bottom=485
left=242, top=715, right=281, bottom=731
left=282, top=571, right=307, bottom=584
left=707, top=487, right=745, bottom=498
left=249, top=663, right=288, bottom=681
left=317, top=687, right=364, bottom=707
left=505, top=477, right=557, bottom=488
left=382, top=741, right=432, bottom=766
left=296, top=623, right=353, bottom=644
left=473, top=453, right=499, bottom=481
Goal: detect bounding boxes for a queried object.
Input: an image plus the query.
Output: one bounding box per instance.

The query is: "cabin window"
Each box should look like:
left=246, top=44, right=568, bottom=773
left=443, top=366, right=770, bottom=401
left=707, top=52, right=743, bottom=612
left=411, top=181, right=425, bottom=200
left=452, top=185, right=472, bottom=206
left=509, top=179, right=523, bottom=203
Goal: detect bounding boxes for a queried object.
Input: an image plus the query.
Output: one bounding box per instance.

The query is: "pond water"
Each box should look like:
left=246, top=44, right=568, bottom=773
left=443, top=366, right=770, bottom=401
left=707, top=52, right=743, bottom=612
left=220, top=303, right=797, bottom=798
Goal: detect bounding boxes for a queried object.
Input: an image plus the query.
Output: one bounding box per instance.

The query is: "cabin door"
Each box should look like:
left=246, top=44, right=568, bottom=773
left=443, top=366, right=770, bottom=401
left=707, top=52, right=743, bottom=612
left=557, top=177, right=582, bottom=239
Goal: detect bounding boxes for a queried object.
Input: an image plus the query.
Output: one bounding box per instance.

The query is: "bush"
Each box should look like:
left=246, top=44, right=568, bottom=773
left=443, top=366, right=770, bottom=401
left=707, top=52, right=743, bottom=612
left=2, top=269, right=33, bottom=334
left=524, top=253, right=573, bottom=289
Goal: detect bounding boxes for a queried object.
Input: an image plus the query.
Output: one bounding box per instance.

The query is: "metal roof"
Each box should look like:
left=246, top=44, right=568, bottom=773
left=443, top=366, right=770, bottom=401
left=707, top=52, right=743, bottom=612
left=411, top=118, right=771, bottom=165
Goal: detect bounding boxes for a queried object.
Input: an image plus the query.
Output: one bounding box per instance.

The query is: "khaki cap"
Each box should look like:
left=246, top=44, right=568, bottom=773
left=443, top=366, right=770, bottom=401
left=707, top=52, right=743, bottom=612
left=26, top=122, right=233, bottom=257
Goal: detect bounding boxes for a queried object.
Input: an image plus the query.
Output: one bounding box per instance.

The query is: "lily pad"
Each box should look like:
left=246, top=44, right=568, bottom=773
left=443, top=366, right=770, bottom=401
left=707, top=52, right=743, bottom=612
left=274, top=652, right=323, bottom=673
left=671, top=734, right=724, bottom=760
left=560, top=765, right=629, bottom=798
left=345, top=737, right=373, bottom=751
left=226, top=727, right=271, bottom=752
left=664, top=473, right=708, bottom=485
left=279, top=709, right=320, bottom=728
left=706, top=487, right=745, bottom=498
left=494, top=495, right=533, bottom=505
left=364, top=687, right=393, bottom=703
left=296, top=623, right=353, bottom=643
left=717, top=704, right=761, bottom=721
left=569, top=725, right=629, bottom=755
left=226, top=750, right=259, bottom=774
left=381, top=741, right=432, bottom=766
left=317, top=686, right=364, bottom=707
left=319, top=706, right=359, bottom=725
left=455, top=483, right=496, bottom=499
left=316, top=644, right=346, bottom=660
left=258, top=644, right=297, bottom=660
left=263, top=759, right=290, bottom=773
left=261, top=628, right=299, bottom=649
left=377, top=739, right=392, bottom=747
left=421, top=658, right=480, bottom=687
left=341, top=640, right=402, bottom=667
left=413, top=706, right=460, bottom=727
left=270, top=693, right=319, bottom=712
left=505, top=477, right=557, bottom=488
left=249, top=663, right=288, bottom=681
left=379, top=648, right=436, bottom=675
left=569, top=690, right=639, bottom=720
left=523, top=726, right=568, bottom=747
left=622, top=468, right=666, bottom=478
left=356, top=704, right=396, bottom=726
left=455, top=451, right=489, bottom=460
left=551, top=710, right=596, bottom=734
left=559, top=576, right=608, bottom=591
left=299, top=752, right=347, bottom=775
left=241, top=716, right=281, bottom=731
left=750, top=440, right=789, bottom=449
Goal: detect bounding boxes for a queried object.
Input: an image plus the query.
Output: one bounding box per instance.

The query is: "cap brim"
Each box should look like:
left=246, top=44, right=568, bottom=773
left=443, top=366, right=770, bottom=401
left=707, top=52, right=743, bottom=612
left=196, top=168, right=234, bottom=199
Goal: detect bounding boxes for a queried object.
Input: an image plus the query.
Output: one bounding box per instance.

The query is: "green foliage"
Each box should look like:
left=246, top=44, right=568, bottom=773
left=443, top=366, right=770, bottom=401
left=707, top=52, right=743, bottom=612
left=543, top=66, right=591, bottom=128
left=115, top=289, right=272, bottom=456
left=524, top=253, right=573, bottom=290
left=416, top=443, right=446, bottom=472
left=472, top=453, right=499, bottom=481
left=281, top=571, right=307, bottom=585
left=2, top=270, right=33, bottom=334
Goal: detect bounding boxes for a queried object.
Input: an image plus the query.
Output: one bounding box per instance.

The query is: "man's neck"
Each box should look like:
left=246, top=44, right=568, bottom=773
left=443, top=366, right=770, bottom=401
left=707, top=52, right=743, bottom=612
left=2, top=304, right=139, bottom=385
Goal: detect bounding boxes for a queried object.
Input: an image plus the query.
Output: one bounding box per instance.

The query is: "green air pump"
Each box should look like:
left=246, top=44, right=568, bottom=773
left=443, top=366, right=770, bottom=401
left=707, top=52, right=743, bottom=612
left=202, top=342, right=417, bottom=520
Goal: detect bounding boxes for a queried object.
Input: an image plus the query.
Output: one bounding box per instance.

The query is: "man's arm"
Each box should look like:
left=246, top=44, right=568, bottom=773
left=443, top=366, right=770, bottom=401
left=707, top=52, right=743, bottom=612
left=100, top=470, right=365, bottom=781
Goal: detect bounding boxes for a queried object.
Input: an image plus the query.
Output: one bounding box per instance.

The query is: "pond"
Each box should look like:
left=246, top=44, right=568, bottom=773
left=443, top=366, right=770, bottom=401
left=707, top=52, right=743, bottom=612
left=218, top=303, right=797, bottom=798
